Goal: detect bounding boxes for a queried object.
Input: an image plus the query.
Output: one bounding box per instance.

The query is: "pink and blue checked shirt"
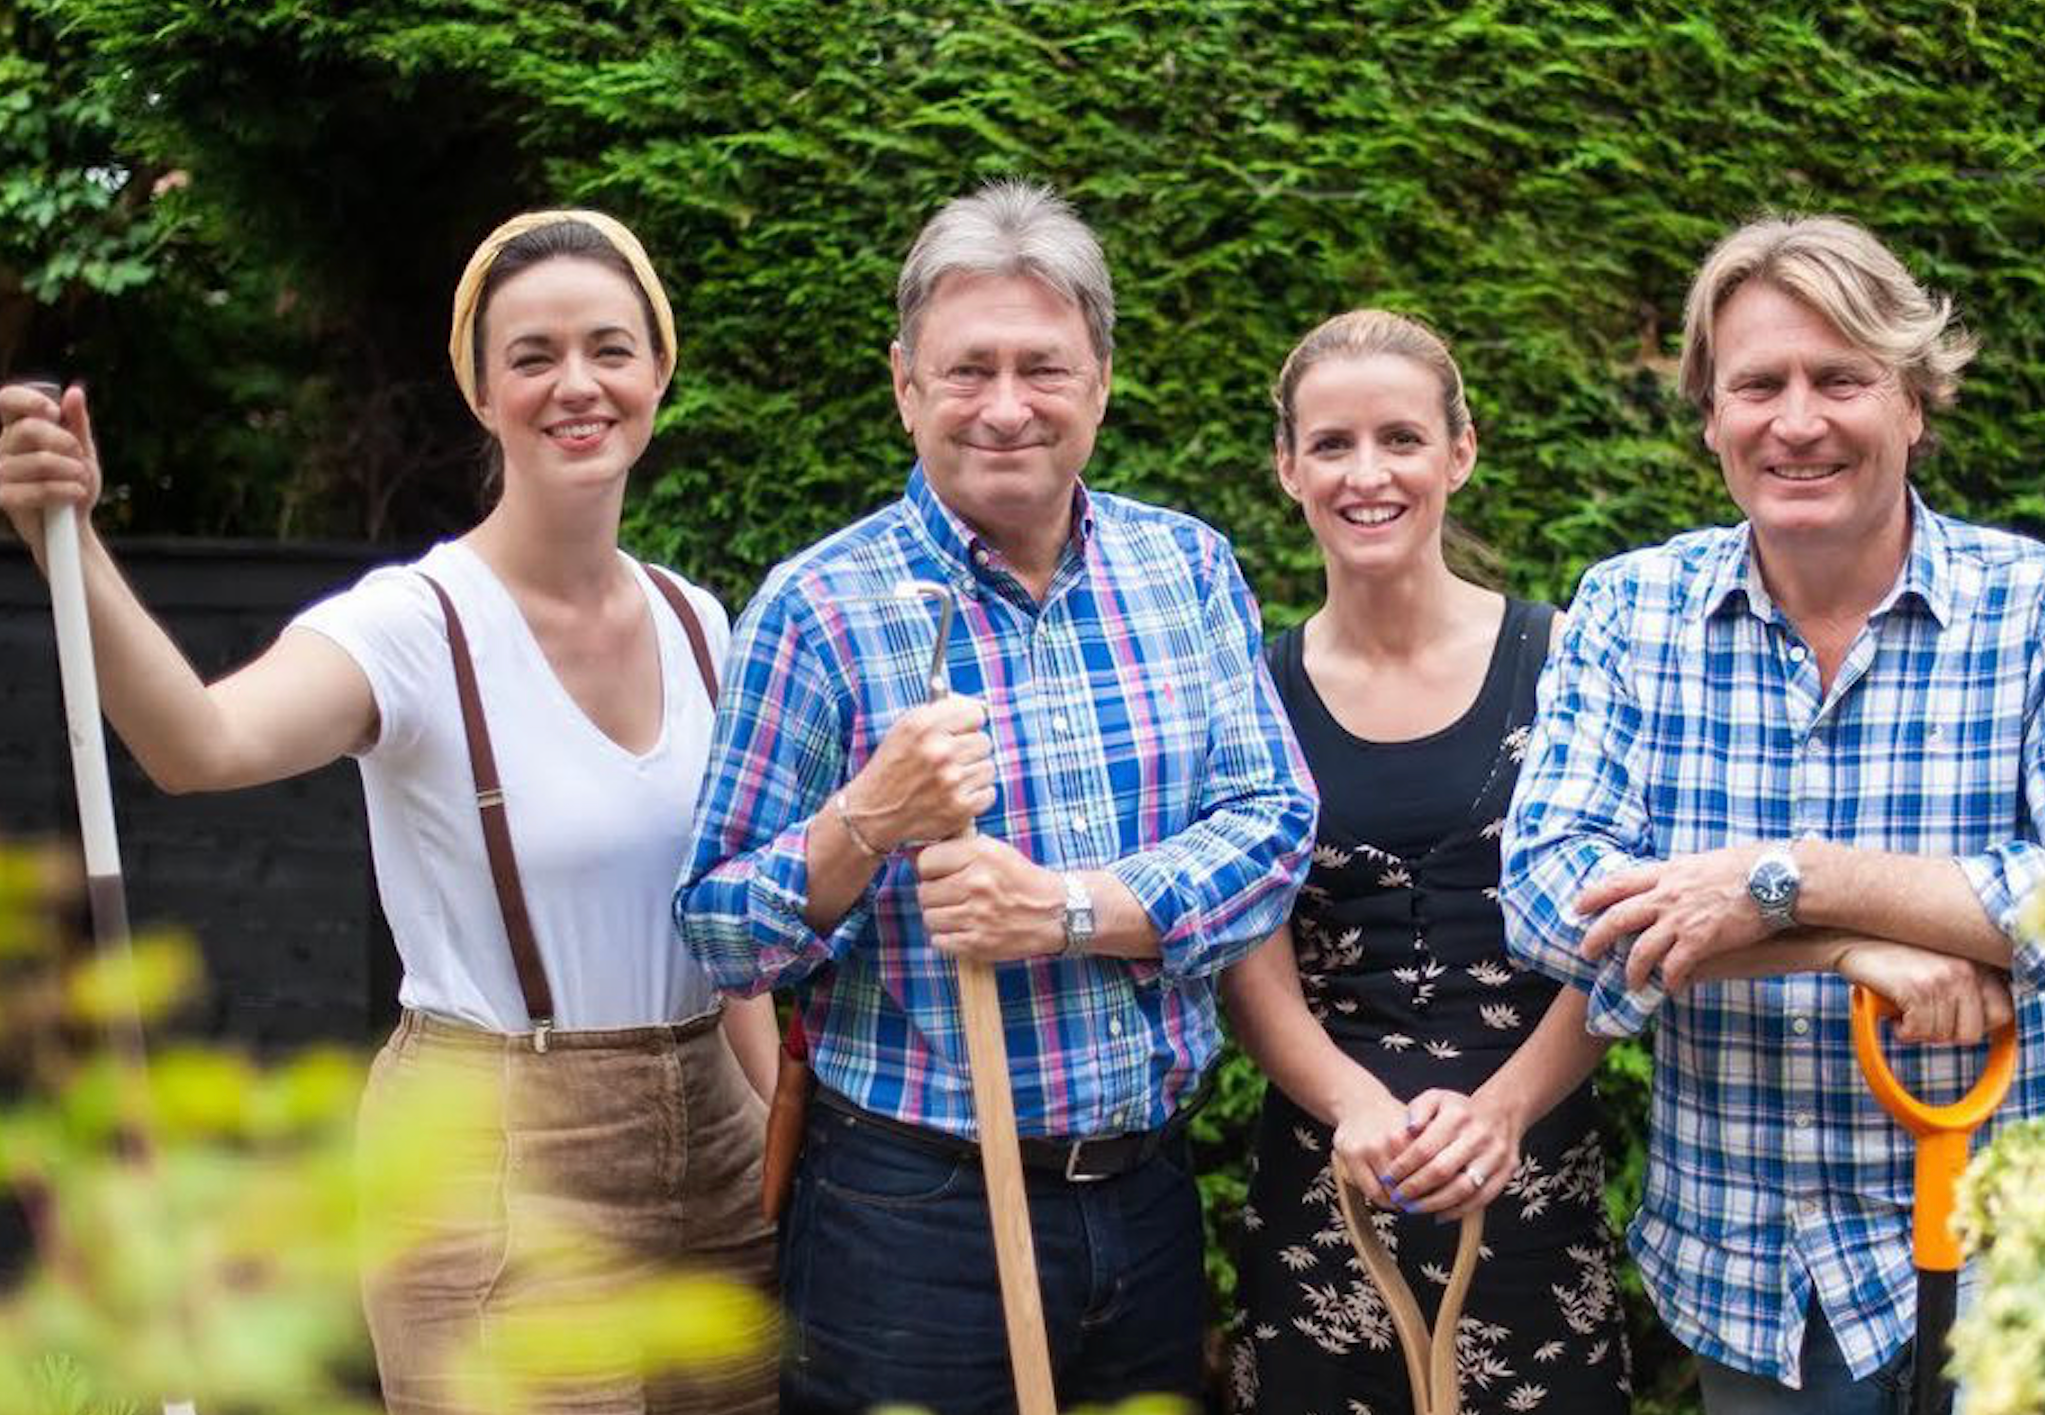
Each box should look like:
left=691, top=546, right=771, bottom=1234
left=1502, top=493, right=2045, bottom=1385
left=676, top=465, right=1317, bottom=1140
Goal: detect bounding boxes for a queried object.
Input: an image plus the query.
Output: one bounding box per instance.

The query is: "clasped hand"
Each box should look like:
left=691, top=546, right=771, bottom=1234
left=1574, top=844, right=1772, bottom=991
left=914, top=835, right=1065, bottom=962
left=1333, top=1078, right=1517, bottom=1220
left=840, top=696, right=995, bottom=850
left=0, top=383, right=101, bottom=556
left=838, top=696, right=1064, bottom=961
left=1838, top=939, right=2013, bottom=1045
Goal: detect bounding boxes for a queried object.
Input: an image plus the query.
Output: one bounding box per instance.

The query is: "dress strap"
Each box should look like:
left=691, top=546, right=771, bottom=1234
left=1505, top=599, right=1560, bottom=727
left=419, top=572, right=555, bottom=1041
left=1457, top=597, right=1556, bottom=825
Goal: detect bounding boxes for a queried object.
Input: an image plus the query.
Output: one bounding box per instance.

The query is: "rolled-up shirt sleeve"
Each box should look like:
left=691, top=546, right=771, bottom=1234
left=1501, top=562, right=1666, bottom=1036
left=675, top=581, right=876, bottom=997
left=1956, top=657, right=2045, bottom=992
left=1105, top=540, right=1318, bottom=983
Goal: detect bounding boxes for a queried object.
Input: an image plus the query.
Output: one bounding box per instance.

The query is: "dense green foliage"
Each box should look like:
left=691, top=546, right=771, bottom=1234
left=13, top=3, right=2045, bottom=1408
left=0, top=2, right=343, bottom=537
left=17, top=1, right=2045, bottom=595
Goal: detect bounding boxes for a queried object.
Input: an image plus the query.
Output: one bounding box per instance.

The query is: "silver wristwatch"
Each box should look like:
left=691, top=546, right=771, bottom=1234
left=1060, top=873, right=1097, bottom=958
left=1746, top=846, right=1801, bottom=933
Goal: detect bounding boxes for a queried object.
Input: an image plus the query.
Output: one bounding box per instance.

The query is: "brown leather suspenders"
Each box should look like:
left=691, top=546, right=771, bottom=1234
left=424, top=573, right=555, bottom=1038
left=642, top=569, right=720, bottom=714
left=422, top=563, right=719, bottom=1050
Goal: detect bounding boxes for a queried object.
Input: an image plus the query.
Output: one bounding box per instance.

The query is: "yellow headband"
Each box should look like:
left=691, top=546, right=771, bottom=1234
left=446, top=208, right=677, bottom=418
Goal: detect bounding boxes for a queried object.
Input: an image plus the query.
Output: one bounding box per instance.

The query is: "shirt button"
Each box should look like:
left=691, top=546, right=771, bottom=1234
left=1788, top=645, right=1807, bottom=663
left=1791, top=1016, right=1811, bottom=1036
left=1052, top=713, right=1071, bottom=734
left=1109, top=1017, right=1124, bottom=1038
left=1794, top=1111, right=1815, bottom=1130
left=1070, top=815, right=1088, bottom=834
left=1800, top=1197, right=1820, bottom=1217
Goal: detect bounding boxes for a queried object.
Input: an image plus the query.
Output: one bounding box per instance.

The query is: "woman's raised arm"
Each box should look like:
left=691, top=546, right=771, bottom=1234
left=2, top=383, right=377, bottom=793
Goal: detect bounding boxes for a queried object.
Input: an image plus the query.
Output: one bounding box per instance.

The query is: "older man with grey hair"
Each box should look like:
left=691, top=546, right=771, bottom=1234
left=678, top=180, right=1317, bottom=1412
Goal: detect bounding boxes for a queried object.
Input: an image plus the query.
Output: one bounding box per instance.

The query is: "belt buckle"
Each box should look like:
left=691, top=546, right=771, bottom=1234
left=1062, top=1138, right=1113, bottom=1184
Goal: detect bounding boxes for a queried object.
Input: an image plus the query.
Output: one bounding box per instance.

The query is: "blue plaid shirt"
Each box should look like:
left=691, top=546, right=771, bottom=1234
left=1502, top=493, right=2045, bottom=1385
left=676, top=465, right=1316, bottom=1139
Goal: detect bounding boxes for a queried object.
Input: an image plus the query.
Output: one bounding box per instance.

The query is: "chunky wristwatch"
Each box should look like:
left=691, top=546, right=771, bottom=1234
left=1060, top=872, right=1097, bottom=958
left=1746, top=846, right=1801, bottom=933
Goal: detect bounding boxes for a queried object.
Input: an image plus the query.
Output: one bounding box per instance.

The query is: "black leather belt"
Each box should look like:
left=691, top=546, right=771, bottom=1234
left=814, top=1085, right=1199, bottom=1184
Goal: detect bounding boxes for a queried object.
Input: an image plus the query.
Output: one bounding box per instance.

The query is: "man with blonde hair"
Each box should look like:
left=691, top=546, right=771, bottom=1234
left=1504, top=214, right=2045, bottom=1412
left=679, top=180, right=1316, bottom=1412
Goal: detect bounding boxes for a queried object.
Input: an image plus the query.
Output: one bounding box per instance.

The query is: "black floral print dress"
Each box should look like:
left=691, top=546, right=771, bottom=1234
left=1232, top=599, right=1630, bottom=1415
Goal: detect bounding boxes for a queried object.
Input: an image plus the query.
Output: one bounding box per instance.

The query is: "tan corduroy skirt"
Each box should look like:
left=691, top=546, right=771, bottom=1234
left=357, top=1009, right=777, bottom=1415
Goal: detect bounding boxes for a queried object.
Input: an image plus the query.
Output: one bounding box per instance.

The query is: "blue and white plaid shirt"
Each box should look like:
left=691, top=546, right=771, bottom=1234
left=1502, top=492, right=2045, bottom=1385
left=676, top=465, right=1316, bottom=1139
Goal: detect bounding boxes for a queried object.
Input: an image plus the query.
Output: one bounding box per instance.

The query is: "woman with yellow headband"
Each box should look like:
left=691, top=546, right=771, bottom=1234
left=0, top=212, right=778, bottom=1412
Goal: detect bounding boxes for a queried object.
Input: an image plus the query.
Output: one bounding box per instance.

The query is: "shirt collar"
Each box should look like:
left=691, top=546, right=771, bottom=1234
left=901, top=462, right=1097, bottom=589
left=1697, top=486, right=1952, bottom=629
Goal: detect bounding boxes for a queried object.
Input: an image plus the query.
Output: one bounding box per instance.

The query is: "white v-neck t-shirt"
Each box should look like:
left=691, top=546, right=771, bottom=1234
left=292, top=540, right=726, bottom=1031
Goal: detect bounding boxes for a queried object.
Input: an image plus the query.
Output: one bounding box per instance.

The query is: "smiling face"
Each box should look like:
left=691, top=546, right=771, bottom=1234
left=1704, top=279, right=1922, bottom=562
left=473, top=255, right=669, bottom=494
left=1276, top=352, right=1476, bottom=577
left=891, top=272, right=1109, bottom=553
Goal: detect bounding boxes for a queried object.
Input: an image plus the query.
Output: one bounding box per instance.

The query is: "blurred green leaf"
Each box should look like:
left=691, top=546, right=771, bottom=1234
left=64, top=934, right=198, bottom=1027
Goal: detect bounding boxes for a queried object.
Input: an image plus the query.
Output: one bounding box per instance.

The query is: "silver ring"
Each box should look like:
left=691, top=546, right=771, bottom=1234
left=1464, top=1165, right=1488, bottom=1189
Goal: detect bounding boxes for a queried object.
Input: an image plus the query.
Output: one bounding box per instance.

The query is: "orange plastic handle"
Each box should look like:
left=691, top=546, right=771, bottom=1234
left=1849, top=984, right=2017, bottom=1271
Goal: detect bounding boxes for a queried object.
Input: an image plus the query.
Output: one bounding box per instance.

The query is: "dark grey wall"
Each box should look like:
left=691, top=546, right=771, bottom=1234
left=1, top=538, right=404, bottom=1050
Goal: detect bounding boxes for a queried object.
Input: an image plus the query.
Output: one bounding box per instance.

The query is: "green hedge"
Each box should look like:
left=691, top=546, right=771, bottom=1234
left=19, top=3, right=2045, bottom=1408
left=29, top=1, right=2045, bottom=596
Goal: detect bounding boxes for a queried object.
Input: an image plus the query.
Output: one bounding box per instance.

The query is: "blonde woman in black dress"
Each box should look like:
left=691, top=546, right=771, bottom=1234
left=1225, top=311, right=1631, bottom=1414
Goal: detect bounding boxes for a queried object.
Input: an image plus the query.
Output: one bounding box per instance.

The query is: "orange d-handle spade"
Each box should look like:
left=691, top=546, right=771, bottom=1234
left=1849, top=985, right=2017, bottom=1415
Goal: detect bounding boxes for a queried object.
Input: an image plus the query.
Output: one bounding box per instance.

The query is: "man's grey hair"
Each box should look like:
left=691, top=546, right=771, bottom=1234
left=896, top=179, right=1115, bottom=362
left=1678, top=214, right=1977, bottom=415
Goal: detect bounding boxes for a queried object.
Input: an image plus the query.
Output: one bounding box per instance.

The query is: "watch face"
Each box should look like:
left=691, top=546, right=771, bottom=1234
left=1062, top=874, right=1097, bottom=946
left=1751, top=859, right=1796, bottom=908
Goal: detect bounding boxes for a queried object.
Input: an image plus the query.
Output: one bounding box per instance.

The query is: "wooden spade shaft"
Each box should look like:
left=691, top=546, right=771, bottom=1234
left=894, top=579, right=1056, bottom=1413
left=1337, top=1179, right=1484, bottom=1415
left=957, top=953, right=1057, bottom=1414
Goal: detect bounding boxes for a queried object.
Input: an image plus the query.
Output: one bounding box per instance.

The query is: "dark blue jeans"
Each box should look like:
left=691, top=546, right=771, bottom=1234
left=1696, top=1302, right=1912, bottom=1415
left=778, top=1100, right=1205, bottom=1415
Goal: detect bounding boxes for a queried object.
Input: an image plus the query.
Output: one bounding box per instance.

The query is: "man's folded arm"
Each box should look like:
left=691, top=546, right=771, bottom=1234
left=1501, top=566, right=1665, bottom=1036
left=1108, top=545, right=1318, bottom=983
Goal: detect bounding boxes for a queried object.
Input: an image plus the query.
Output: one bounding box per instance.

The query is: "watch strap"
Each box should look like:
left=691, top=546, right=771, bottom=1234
left=1060, top=872, right=1097, bottom=958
